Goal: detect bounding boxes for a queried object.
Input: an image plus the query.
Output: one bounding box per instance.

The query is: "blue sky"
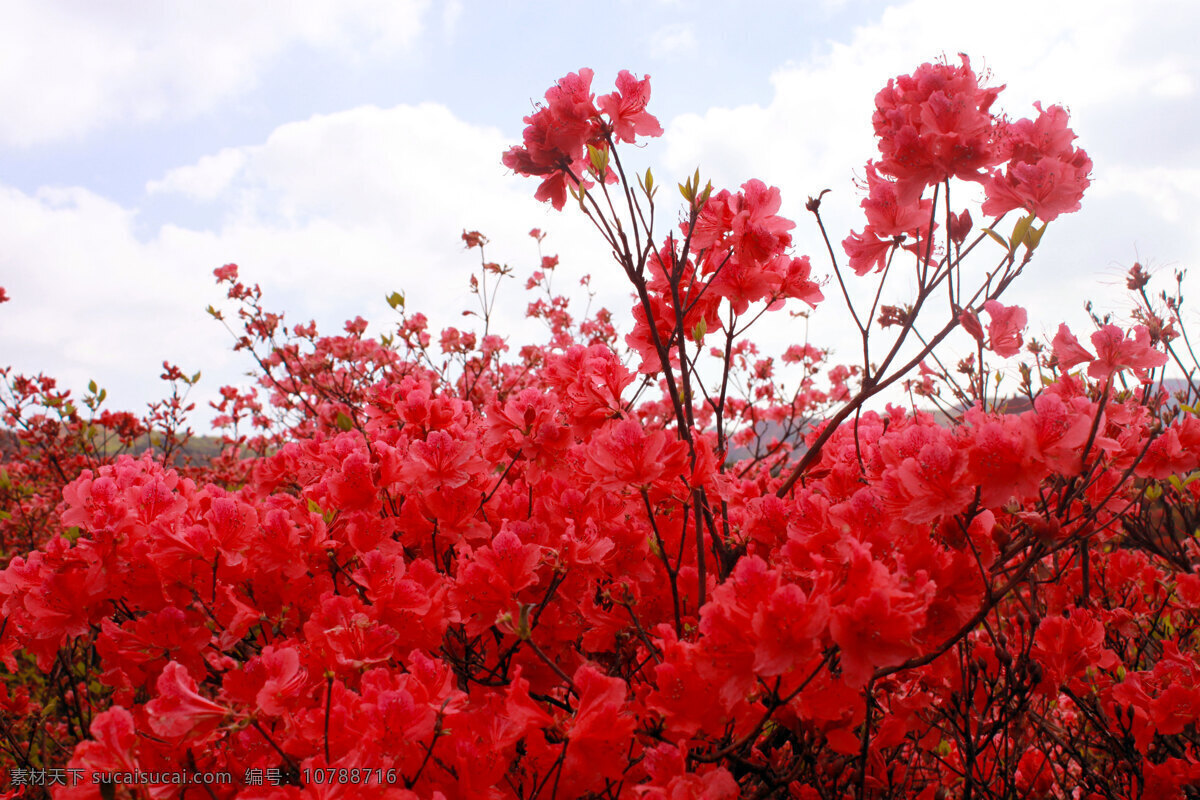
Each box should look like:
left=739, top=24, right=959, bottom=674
left=2, top=0, right=1198, bottom=428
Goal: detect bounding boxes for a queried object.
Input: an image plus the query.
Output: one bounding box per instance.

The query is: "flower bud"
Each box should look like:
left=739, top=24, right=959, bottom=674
left=949, top=209, right=973, bottom=245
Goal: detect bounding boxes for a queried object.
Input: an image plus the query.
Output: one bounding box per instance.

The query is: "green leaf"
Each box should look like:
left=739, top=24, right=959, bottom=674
left=982, top=228, right=1008, bottom=249
left=644, top=168, right=654, bottom=194
left=335, top=411, right=354, bottom=432
left=190, top=371, right=202, bottom=385
left=386, top=291, right=405, bottom=310
left=586, top=143, right=609, bottom=176
left=307, top=499, right=335, bottom=524
left=1026, top=221, right=1048, bottom=251
left=88, top=379, right=98, bottom=394
left=680, top=168, right=703, bottom=203
left=1010, top=214, right=1034, bottom=251
left=692, top=319, right=707, bottom=341
left=568, top=181, right=588, bottom=210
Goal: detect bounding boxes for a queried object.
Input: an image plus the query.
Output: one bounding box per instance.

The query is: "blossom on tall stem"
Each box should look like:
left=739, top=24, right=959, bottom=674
left=502, top=69, right=663, bottom=210
left=872, top=54, right=1005, bottom=205
left=1052, top=323, right=1095, bottom=371
left=982, top=300, right=1027, bottom=358
left=842, top=165, right=936, bottom=275
left=983, top=102, right=1092, bottom=222
left=598, top=70, right=663, bottom=143
left=501, top=69, right=600, bottom=210
left=1086, top=323, right=1167, bottom=381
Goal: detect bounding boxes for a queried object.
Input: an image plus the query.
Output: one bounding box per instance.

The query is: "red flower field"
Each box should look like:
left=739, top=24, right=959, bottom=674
left=2, top=56, right=1199, bottom=799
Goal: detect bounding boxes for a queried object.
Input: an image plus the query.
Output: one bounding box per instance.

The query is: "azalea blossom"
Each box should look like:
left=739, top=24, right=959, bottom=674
left=982, top=299, right=1027, bottom=357
left=1086, top=323, right=1167, bottom=381
left=983, top=102, right=1092, bottom=222
left=872, top=54, right=1005, bottom=205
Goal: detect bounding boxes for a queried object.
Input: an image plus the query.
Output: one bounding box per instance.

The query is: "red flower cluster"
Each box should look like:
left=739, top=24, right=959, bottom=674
left=871, top=54, right=1004, bottom=205
left=1054, top=321, right=1169, bottom=381
left=845, top=55, right=1092, bottom=276
left=690, top=179, right=823, bottom=314
left=983, top=102, right=1093, bottom=222
left=502, top=69, right=663, bottom=210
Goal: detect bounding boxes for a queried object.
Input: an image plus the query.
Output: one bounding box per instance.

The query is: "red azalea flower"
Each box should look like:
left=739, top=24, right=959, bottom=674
left=860, top=162, right=932, bottom=237
left=843, top=227, right=894, bottom=275
left=145, top=661, right=234, bottom=741
left=983, top=102, right=1092, bottom=222
left=1086, top=324, right=1167, bottom=381
left=982, top=299, right=1027, bottom=357
left=872, top=54, right=1005, bottom=205
left=598, top=70, right=664, bottom=143
left=1052, top=322, right=1095, bottom=371
left=584, top=419, right=689, bottom=493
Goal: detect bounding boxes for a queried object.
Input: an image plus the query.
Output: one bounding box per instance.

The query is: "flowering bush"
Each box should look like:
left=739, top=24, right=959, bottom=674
left=3, top=55, right=1200, bottom=799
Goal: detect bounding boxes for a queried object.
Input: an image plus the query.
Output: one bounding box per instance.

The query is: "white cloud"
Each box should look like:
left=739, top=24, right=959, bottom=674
left=1092, top=166, right=1200, bottom=226
left=0, top=183, right=232, bottom=413
left=649, top=23, right=698, bottom=60
left=145, top=102, right=615, bottom=300
left=0, top=101, right=620, bottom=424
left=1150, top=67, right=1194, bottom=99
left=147, top=148, right=247, bottom=201
left=0, top=0, right=431, bottom=147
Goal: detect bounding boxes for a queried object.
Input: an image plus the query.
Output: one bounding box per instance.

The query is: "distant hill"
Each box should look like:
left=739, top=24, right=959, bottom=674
left=0, top=426, right=228, bottom=466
